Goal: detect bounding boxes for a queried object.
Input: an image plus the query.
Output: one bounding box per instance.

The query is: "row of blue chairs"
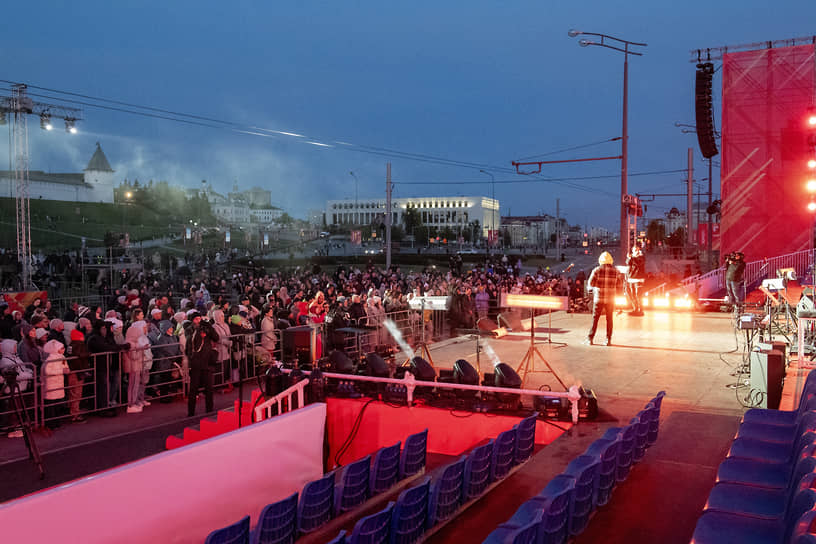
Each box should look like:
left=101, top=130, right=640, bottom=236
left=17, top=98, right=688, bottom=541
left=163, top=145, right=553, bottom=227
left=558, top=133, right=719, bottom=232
left=483, top=391, right=665, bottom=544
left=691, top=372, right=816, bottom=544
left=203, top=429, right=429, bottom=544
left=325, top=412, right=540, bottom=544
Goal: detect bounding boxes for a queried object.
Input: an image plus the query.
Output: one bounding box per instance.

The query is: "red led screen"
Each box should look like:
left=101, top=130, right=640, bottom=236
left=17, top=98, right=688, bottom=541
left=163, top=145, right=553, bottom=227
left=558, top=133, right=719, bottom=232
left=720, top=44, right=816, bottom=261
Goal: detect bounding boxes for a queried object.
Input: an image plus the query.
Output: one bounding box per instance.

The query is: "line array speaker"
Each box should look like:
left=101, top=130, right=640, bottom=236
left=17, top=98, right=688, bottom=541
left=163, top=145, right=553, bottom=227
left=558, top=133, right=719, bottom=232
left=695, top=62, right=719, bottom=159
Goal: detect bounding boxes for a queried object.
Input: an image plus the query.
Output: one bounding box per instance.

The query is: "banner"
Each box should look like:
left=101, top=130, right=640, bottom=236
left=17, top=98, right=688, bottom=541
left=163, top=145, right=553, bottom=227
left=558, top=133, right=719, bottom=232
left=350, top=230, right=362, bottom=245
left=1, top=291, right=47, bottom=314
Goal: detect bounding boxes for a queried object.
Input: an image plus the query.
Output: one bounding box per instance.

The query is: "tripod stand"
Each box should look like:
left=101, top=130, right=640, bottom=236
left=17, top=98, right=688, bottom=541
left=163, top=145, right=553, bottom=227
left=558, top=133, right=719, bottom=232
left=539, top=308, right=567, bottom=348
left=3, top=373, right=44, bottom=478
left=405, top=297, right=436, bottom=368
left=515, top=307, right=568, bottom=390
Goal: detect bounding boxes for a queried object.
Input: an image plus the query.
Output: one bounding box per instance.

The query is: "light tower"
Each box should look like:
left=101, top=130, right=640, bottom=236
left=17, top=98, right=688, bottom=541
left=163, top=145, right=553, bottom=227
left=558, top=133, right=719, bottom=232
left=0, top=83, right=82, bottom=289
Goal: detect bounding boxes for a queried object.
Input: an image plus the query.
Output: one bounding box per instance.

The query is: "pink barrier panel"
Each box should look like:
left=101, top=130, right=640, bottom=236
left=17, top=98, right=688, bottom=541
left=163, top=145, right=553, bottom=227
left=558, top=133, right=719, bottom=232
left=0, top=403, right=326, bottom=544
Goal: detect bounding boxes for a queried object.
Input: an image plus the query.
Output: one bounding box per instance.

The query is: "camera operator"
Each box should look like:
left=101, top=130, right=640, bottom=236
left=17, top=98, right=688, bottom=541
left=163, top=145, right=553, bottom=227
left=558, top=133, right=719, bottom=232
left=725, top=251, right=746, bottom=309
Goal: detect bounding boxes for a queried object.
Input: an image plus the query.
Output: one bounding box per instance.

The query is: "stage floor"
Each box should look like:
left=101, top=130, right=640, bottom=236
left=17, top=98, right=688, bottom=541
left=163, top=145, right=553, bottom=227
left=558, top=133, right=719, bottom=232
left=428, top=309, right=748, bottom=417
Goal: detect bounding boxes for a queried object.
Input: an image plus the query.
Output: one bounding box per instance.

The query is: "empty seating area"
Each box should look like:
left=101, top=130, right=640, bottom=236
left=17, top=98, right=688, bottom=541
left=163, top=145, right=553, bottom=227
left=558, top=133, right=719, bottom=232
left=203, top=428, right=428, bottom=543
left=691, top=372, right=816, bottom=544
left=205, top=412, right=540, bottom=543
left=481, top=391, right=665, bottom=544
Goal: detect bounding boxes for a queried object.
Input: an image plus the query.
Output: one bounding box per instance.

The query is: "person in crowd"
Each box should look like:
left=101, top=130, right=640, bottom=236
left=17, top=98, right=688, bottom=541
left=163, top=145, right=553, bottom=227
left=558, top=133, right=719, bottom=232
left=259, top=303, right=277, bottom=361
left=47, top=318, right=67, bottom=350
left=42, top=339, right=70, bottom=429
left=67, top=326, right=90, bottom=423
left=326, top=296, right=350, bottom=351
left=123, top=311, right=150, bottom=413
left=584, top=251, right=623, bottom=347
left=185, top=312, right=218, bottom=417
left=87, top=320, right=129, bottom=417
left=150, top=320, right=181, bottom=402
left=210, top=309, right=233, bottom=391
left=18, top=324, right=42, bottom=367
left=63, top=302, right=79, bottom=323
left=10, top=310, right=26, bottom=341
left=0, top=303, right=14, bottom=339
left=348, top=294, right=366, bottom=325
left=475, top=284, right=490, bottom=322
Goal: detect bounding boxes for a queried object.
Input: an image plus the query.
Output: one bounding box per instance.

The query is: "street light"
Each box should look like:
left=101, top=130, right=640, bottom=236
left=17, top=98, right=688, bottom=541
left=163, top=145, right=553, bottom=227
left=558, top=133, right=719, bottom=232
left=479, top=169, right=495, bottom=249
left=349, top=171, right=359, bottom=226
left=569, top=29, right=646, bottom=260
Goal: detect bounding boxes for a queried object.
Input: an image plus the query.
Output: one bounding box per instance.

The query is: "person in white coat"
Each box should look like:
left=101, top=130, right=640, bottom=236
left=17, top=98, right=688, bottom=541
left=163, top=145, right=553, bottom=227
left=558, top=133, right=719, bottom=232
left=42, top=339, right=69, bottom=429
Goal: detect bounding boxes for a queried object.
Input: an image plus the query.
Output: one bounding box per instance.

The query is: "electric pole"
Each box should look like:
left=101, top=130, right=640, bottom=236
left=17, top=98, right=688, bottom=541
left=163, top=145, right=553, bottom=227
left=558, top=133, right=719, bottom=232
left=385, top=163, right=392, bottom=269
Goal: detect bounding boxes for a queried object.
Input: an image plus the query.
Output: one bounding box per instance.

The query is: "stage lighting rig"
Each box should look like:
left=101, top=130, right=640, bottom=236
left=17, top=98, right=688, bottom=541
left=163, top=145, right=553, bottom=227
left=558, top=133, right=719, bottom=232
left=39, top=111, right=52, bottom=131
left=65, top=117, right=77, bottom=134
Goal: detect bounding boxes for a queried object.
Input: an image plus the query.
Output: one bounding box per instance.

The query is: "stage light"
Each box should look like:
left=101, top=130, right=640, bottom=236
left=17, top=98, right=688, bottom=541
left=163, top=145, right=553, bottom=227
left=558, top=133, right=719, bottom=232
left=308, top=368, right=325, bottom=403
left=809, top=111, right=816, bottom=126
left=39, top=112, right=52, bottom=131
left=614, top=296, right=628, bottom=307
left=365, top=352, right=390, bottom=378
left=328, top=350, right=354, bottom=374
left=809, top=201, right=816, bottom=212
left=453, top=359, right=479, bottom=386
left=409, top=357, right=436, bottom=382
left=652, top=296, right=670, bottom=308
left=673, top=296, right=694, bottom=309
left=808, top=179, right=816, bottom=193
left=65, top=117, right=77, bottom=134
left=809, top=159, right=816, bottom=169
left=494, top=362, right=522, bottom=405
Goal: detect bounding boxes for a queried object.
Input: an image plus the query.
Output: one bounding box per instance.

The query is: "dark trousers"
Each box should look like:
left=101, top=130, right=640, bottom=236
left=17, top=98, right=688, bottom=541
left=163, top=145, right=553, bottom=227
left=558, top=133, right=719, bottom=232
left=627, top=281, right=643, bottom=313
left=589, top=300, right=614, bottom=341
left=188, top=365, right=214, bottom=416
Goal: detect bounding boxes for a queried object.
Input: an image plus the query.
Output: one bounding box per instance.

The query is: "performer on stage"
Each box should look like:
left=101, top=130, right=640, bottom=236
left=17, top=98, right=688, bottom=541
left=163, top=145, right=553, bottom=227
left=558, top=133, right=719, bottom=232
left=626, top=242, right=646, bottom=316
left=584, top=251, right=623, bottom=346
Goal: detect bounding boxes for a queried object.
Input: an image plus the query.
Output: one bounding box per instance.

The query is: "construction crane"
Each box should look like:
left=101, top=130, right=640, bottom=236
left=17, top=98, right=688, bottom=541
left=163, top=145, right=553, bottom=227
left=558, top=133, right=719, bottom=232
left=0, top=83, right=82, bottom=290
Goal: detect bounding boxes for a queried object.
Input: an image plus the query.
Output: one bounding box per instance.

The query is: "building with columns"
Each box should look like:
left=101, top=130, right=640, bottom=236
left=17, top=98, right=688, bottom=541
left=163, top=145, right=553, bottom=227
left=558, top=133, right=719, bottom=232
left=0, top=142, right=115, bottom=203
left=325, top=195, right=499, bottom=236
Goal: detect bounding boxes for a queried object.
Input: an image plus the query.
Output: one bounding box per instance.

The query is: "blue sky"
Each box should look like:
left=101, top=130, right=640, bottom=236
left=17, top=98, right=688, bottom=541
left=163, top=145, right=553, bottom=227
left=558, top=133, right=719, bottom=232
left=1, top=1, right=814, bottom=229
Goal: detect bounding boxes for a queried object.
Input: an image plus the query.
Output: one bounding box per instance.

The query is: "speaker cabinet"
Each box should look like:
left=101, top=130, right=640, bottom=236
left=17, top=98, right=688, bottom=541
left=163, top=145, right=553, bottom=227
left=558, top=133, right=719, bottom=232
left=749, top=349, right=784, bottom=409
left=282, top=325, right=316, bottom=365
left=695, top=62, right=718, bottom=159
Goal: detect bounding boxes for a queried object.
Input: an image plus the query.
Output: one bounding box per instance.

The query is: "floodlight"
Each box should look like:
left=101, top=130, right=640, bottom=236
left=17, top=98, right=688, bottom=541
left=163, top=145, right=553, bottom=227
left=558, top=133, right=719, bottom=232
left=808, top=179, right=816, bottom=193
left=409, top=357, right=436, bottom=382
left=808, top=201, right=816, bottom=212
left=39, top=112, right=52, bottom=131
left=568, top=29, right=582, bottom=37
left=365, top=352, right=390, bottom=378
left=808, top=159, right=816, bottom=169
left=453, top=359, right=479, bottom=386
left=579, top=39, right=592, bottom=47
left=65, top=117, right=77, bottom=134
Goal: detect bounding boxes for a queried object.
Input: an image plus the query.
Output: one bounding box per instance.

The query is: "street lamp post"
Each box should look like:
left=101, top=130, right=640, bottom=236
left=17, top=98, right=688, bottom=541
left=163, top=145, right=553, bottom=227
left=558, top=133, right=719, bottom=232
left=569, top=29, right=646, bottom=261
left=349, top=171, right=359, bottom=226
left=479, top=169, right=495, bottom=250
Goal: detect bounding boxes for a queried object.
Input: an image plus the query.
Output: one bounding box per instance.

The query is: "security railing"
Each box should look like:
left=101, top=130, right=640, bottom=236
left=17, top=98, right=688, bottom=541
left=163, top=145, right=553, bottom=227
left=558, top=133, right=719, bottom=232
left=0, top=362, right=39, bottom=432
left=253, top=379, right=310, bottom=422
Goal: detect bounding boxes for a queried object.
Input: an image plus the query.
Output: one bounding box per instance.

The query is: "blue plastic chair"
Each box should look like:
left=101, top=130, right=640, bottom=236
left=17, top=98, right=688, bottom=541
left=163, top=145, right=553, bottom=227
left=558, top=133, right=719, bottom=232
left=691, top=486, right=816, bottom=544
left=585, top=435, right=620, bottom=507
left=646, top=391, right=666, bottom=446
left=326, top=530, right=347, bottom=544
left=491, top=428, right=518, bottom=481
left=615, top=417, right=639, bottom=482
left=632, top=408, right=651, bottom=462
left=349, top=502, right=394, bottom=544
left=482, top=518, right=539, bottom=544
left=704, top=471, right=816, bottom=521
left=514, top=412, right=539, bottom=464
left=716, top=442, right=816, bottom=490
left=531, top=474, right=575, bottom=544
left=204, top=516, right=251, bottom=544
left=400, top=429, right=428, bottom=479
left=463, top=440, right=494, bottom=500
left=791, top=507, right=816, bottom=544
left=371, top=442, right=401, bottom=496
left=427, top=456, right=466, bottom=528
left=738, top=399, right=816, bottom=444
left=742, top=373, right=816, bottom=427
left=251, top=492, right=298, bottom=544
left=728, top=421, right=816, bottom=465
left=336, top=455, right=372, bottom=514
left=297, top=473, right=335, bottom=535
left=563, top=454, right=601, bottom=536
left=390, top=476, right=430, bottom=544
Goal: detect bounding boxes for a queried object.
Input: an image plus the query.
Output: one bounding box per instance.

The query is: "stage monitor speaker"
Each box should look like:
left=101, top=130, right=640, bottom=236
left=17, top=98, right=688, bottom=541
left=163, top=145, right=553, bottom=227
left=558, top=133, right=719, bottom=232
left=695, top=62, right=719, bottom=159
left=749, top=349, right=784, bottom=409
left=282, top=325, right=315, bottom=364
left=497, top=311, right=522, bottom=331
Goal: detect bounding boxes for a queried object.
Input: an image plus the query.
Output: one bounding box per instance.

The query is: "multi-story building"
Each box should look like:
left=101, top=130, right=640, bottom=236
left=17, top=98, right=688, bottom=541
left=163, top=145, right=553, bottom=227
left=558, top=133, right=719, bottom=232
left=325, top=196, right=499, bottom=237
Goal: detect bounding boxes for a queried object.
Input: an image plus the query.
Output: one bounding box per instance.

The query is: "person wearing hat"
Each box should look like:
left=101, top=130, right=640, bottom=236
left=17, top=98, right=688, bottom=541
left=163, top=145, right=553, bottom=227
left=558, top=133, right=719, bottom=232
left=68, top=326, right=90, bottom=423
left=585, top=251, right=623, bottom=346
left=42, top=339, right=70, bottom=429
left=185, top=311, right=219, bottom=417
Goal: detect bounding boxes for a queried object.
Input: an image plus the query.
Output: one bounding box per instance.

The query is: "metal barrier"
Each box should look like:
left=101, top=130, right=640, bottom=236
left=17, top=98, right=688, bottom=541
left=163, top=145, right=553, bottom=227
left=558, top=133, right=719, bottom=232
left=253, top=379, right=310, bottom=422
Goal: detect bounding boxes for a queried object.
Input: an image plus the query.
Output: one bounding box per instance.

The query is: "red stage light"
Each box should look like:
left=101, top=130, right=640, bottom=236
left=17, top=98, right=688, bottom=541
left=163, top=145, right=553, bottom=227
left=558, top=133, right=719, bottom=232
left=809, top=159, right=816, bottom=169
left=808, top=201, right=816, bottom=212
left=807, top=179, right=816, bottom=193
left=809, top=114, right=816, bottom=126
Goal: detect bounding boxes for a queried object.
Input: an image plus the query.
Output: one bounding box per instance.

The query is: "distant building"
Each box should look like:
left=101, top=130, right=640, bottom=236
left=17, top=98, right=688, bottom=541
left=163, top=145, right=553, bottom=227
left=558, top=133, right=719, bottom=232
left=0, top=142, right=115, bottom=203
left=200, top=181, right=281, bottom=225
left=500, top=215, right=559, bottom=248
left=325, top=196, right=499, bottom=236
